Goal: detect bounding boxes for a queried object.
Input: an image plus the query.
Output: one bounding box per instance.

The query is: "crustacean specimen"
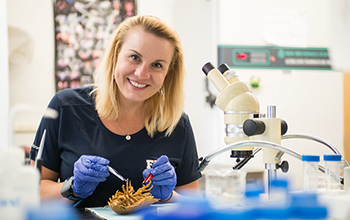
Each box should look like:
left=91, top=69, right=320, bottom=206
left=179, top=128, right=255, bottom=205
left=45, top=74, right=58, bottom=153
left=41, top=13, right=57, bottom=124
left=107, top=179, right=159, bottom=215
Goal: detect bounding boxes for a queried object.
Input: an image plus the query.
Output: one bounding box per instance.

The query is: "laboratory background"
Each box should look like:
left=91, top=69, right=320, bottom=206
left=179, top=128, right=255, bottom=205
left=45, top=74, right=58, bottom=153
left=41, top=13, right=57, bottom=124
left=1, top=0, right=350, bottom=219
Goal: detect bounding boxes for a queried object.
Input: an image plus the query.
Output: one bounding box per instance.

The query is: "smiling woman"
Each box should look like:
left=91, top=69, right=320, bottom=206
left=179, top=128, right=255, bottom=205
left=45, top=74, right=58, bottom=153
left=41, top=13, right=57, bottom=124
left=93, top=15, right=185, bottom=138
left=30, top=15, right=201, bottom=208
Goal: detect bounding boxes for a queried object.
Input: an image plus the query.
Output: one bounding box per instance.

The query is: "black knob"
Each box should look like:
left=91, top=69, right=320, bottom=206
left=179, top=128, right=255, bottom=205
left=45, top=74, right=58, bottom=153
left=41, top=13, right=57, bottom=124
left=243, top=119, right=266, bottom=136
left=277, top=161, right=289, bottom=173
left=281, top=119, right=288, bottom=135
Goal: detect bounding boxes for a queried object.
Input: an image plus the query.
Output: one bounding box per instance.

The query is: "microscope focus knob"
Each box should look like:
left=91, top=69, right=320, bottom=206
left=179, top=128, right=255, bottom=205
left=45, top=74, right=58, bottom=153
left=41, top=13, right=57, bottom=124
left=243, top=119, right=266, bottom=136
left=277, top=161, right=289, bottom=173
left=243, top=119, right=289, bottom=136
left=281, top=119, right=288, bottom=135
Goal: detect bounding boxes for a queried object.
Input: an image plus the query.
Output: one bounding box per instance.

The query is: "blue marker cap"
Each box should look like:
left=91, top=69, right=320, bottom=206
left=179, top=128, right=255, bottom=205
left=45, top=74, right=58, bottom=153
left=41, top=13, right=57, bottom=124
left=323, top=154, right=341, bottom=161
left=302, top=155, right=320, bottom=162
left=271, top=179, right=288, bottom=188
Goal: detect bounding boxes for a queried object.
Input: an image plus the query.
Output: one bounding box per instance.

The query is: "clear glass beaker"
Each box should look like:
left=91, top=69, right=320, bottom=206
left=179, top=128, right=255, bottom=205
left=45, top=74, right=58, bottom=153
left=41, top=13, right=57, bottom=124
left=205, top=169, right=246, bottom=205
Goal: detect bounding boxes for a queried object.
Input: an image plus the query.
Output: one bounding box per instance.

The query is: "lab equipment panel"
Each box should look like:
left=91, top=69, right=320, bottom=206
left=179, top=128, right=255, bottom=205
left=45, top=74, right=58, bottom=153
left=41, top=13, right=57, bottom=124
left=218, top=45, right=332, bottom=70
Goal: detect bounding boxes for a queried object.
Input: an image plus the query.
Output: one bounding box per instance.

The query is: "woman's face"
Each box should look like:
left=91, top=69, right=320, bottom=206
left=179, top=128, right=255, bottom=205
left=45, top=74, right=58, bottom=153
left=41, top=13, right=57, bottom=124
left=114, top=28, right=174, bottom=104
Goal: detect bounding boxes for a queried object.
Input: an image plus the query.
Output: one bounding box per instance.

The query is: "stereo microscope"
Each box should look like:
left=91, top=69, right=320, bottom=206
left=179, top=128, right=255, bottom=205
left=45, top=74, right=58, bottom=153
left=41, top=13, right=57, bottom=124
left=200, top=62, right=347, bottom=196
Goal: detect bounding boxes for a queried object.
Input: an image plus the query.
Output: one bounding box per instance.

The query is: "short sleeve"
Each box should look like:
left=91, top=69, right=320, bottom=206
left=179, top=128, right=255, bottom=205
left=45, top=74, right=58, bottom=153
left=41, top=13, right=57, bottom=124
left=175, top=114, right=202, bottom=186
left=30, top=93, right=61, bottom=173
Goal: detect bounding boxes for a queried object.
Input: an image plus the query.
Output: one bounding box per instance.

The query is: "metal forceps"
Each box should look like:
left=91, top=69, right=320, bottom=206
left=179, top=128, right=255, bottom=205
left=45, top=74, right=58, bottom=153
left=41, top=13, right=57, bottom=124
left=107, top=165, right=126, bottom=182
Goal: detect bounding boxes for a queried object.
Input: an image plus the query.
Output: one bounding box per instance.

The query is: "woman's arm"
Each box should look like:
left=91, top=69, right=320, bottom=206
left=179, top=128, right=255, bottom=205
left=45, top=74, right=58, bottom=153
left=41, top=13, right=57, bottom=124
left=31, top=160, right=65, bottom=200
left=40, top=167, right=64, bottom=200
left=175, top=180, right=199, bottom=193
left=165, top=180, right=199, bottom=202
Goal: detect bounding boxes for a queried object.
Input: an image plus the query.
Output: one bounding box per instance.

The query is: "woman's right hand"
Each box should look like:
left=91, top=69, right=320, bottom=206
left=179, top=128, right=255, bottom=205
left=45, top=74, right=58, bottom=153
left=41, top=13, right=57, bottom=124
left=72, top=155, right=110, bottom=198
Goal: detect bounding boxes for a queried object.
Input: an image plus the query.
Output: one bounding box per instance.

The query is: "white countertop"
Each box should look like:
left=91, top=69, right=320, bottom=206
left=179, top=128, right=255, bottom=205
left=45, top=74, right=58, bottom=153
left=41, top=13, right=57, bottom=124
left=86, top=203, right=180, bottom=220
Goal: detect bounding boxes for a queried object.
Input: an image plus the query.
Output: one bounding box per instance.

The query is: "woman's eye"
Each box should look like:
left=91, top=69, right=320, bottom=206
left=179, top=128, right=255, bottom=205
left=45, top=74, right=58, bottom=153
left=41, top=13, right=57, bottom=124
left=131, top=55, right=140, bottom=62
left=152, top=62, right=163, bottom=68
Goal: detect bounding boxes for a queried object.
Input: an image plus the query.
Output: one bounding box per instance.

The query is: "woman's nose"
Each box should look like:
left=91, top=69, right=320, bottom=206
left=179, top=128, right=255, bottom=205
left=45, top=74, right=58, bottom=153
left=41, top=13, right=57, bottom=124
left=135, top=64, right=150, bottom=79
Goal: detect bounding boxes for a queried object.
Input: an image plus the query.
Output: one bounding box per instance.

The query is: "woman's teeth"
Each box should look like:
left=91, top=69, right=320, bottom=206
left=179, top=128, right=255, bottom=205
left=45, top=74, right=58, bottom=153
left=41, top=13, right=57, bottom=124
left=129, top=79, right=147, bottom=88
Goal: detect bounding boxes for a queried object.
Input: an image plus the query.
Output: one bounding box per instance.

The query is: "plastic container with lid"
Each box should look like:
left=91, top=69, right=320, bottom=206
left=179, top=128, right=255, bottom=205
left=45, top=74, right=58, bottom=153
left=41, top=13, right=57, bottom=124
left=302, top=155, right=320, bottom=192
left=324, top=154, right=342, bottom=191
left=269, top=179, right=289, bottom=206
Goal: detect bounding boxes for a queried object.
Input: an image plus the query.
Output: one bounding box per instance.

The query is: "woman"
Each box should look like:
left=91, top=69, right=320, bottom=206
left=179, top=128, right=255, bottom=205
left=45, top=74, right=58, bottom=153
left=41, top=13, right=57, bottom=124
left=30, top=15, right=201, bottom=208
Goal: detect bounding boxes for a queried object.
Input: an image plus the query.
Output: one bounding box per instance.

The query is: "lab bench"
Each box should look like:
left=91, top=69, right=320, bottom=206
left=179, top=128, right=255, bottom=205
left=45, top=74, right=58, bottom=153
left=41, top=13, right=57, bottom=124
left=76, top=191, right=350, bottom=220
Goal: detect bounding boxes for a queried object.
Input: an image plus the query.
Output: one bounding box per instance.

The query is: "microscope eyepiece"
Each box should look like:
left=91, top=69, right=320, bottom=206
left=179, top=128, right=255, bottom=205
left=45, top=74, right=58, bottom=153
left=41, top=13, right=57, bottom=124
left=202, top=62, right=215, bottom=75
left=217, top=63, right=230, bottom=74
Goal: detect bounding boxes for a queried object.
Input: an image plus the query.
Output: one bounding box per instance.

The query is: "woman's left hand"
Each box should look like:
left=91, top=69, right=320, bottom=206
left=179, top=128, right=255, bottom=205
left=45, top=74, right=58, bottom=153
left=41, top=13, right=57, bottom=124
left=142, top=155, right=176, bottom=200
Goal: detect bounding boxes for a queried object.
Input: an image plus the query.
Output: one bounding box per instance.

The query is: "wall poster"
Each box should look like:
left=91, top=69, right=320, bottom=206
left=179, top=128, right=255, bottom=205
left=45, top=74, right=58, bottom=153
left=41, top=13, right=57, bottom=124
left=53, top=0, right=137, bottom=92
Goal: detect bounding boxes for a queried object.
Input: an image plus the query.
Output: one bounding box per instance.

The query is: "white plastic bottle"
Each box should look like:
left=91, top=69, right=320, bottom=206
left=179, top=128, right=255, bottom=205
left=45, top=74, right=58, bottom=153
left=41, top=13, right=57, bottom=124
left=0, top=148, right=40, bottom=220
left=302, top=155, right=320, bottom=192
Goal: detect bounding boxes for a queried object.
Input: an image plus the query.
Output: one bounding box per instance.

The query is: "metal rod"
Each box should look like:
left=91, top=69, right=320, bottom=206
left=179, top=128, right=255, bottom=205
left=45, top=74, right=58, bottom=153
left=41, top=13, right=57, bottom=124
left=266, top=163, right=277, bottom=200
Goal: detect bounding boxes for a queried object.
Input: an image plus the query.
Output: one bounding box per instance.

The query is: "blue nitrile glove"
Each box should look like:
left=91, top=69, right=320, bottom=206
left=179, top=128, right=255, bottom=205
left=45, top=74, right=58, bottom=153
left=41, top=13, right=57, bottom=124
left=72, top=155, right=110, bottom=198
left=142, top=155, right=177, bottom=200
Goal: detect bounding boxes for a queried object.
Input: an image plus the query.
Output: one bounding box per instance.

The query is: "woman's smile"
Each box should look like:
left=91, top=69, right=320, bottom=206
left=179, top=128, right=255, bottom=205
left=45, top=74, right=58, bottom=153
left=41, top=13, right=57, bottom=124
left=128, top=78, right=148, bottom=89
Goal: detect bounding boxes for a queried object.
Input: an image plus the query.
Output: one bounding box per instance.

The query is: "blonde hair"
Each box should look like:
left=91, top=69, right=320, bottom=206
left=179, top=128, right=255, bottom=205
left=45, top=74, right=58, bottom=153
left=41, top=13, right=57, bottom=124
left=92, top=15, right=185, bottom=137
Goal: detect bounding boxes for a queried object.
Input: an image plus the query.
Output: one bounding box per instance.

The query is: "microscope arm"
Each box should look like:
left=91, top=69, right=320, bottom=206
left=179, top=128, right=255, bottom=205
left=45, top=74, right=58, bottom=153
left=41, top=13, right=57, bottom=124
left=282, top=133, right=349, bottom=167
left=199, top=139, right=345, bottom=185
left=198, top=140, right=302, bottom=172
